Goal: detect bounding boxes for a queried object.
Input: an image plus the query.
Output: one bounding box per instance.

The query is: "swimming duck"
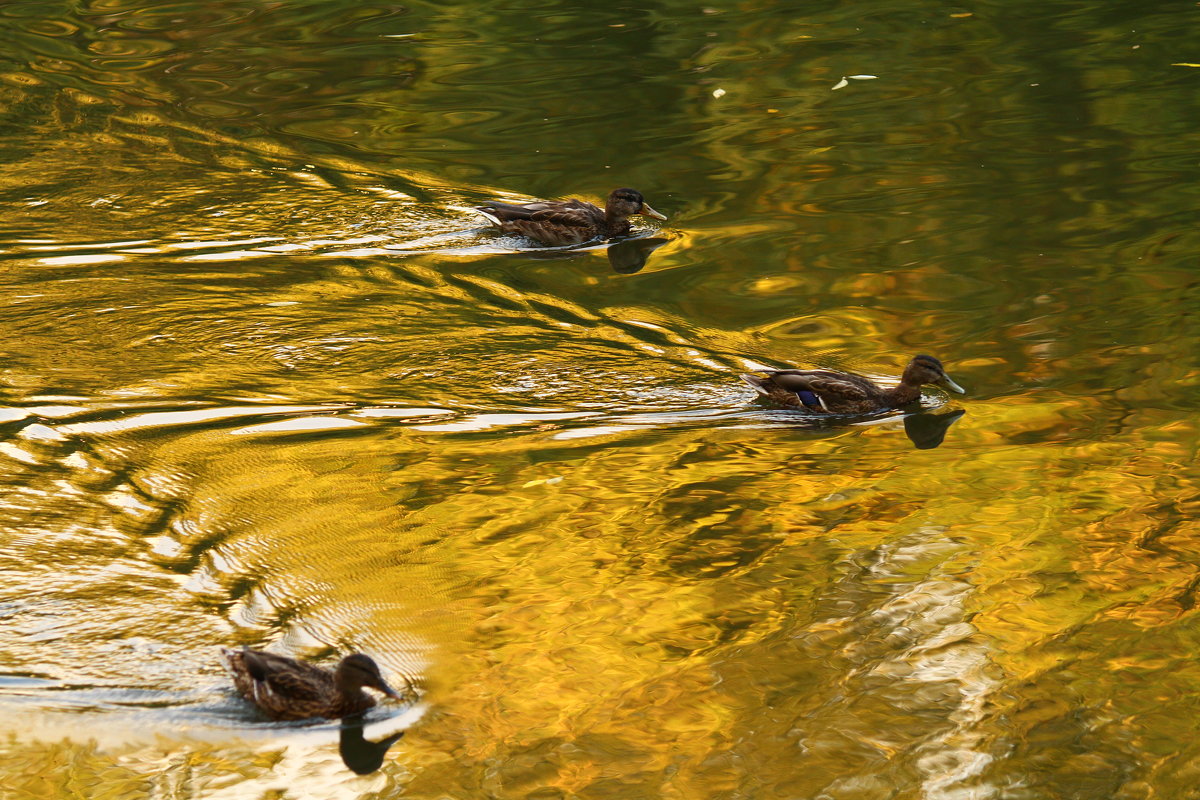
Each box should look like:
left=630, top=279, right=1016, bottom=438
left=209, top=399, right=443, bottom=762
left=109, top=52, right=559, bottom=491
left=741, top=354, right=965, bottom=414
left=475, top=187, right=667, bottom=246
left=220, top=647, right=409, bottom=721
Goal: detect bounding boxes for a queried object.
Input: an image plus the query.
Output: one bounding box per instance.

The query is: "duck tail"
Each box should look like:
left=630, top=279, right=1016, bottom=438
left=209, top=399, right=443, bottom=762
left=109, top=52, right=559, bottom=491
left=474, top=207, right=502, bottom=226
left=218, top=647, right=244, bottom=677
left=739, top=373, right=771, bottom=395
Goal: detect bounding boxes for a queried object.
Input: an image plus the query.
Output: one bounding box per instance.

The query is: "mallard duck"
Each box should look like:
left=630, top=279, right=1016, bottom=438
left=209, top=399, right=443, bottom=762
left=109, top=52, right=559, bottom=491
left=220, top=647, right=408, bottom=721
left=741, top=354, right=965, bottom=414
left=475, top=187, right=667, bottom=246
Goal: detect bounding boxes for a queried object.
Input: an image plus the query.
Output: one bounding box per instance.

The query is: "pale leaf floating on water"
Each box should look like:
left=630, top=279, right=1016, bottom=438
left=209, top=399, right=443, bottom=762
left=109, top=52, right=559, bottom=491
left=521, top=476, right=563, bottom=488
left=831, top=77, right=849, bottom=91
left=712, top=88, right=726, bottom=98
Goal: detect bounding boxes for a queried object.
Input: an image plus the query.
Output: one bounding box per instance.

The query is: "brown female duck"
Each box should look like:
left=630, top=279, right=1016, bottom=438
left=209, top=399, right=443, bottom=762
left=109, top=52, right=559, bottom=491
left=475, top=187, right=667, bottom=246
left=220, top=647, right=408, bottom=721
left=741, top=354, right=965, bottom=414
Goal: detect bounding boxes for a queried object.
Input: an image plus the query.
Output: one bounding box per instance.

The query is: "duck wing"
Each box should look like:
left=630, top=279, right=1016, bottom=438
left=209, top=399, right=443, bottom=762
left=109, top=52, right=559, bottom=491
left=503, top=220, right=594, bottom=246
left=767, top=370, right=873, bottom=401
left=476, top=198, right=603, bottom=227
left=241, top=649, right=332, bottom=698
left=260, top=667, right=329, bottom=703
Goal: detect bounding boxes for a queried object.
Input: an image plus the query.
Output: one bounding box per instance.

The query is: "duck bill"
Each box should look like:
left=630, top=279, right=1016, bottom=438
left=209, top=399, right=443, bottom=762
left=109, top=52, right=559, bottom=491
left=639, top=203, right=668, bottom=221
left=374, top=679, right=404, bottom=700
left=940, top=375, right=966, bottom=394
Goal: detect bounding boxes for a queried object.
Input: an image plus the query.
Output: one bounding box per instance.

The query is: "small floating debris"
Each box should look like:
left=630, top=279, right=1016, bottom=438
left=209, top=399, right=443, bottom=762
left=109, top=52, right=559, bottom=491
left=521, top=476, right=563, bottom=488
left=832, top=74, right=878, bottom=90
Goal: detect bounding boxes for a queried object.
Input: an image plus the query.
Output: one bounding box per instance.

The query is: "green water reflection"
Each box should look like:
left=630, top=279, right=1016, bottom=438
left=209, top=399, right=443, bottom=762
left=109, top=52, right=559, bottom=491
left=2, top=0, right=1200, bottom=797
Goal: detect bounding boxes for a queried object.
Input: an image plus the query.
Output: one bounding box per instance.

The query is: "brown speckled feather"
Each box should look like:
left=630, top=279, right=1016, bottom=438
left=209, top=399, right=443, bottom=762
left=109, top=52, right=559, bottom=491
left=480, top=198, right=600, bottom=222
left=502, top=219, right=603, bottom=246
left=743, top=371, right=884, bottom=413
left=221, top=647, right=379, bottom=721
left=480, top=200, right=611, bottom=245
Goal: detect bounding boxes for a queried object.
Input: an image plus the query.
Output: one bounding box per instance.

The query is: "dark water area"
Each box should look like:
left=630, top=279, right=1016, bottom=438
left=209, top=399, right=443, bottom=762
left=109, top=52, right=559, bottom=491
left=3, top=0, right=1200, bottom=797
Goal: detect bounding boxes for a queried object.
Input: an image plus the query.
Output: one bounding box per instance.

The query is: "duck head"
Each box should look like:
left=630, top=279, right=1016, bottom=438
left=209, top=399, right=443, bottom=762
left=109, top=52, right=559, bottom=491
left=606, top=188, right=667, bottom=221
left=903, top=355, right=965, bottom=394
left=336, top=654, right=404, bottom=699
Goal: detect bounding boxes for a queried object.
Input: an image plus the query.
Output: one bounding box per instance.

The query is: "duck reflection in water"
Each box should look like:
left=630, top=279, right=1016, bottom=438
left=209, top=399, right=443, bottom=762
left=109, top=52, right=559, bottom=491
left=903, top=407, right=966, bottom=449
left=475, top=187, right=668, bottom=247
left=489, top=234, right=670, bottom=275
left=339, top=714, right=406, bottom=775
left=220, top=647, right=411, bottom=721
left=606, top=236, right=669, bottom=274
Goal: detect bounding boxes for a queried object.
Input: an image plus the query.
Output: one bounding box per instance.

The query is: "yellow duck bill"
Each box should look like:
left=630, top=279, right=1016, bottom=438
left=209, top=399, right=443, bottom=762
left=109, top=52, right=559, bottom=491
left=941, top=376, right=966, bottom=394
left=639, top=203, right=668, bottom=221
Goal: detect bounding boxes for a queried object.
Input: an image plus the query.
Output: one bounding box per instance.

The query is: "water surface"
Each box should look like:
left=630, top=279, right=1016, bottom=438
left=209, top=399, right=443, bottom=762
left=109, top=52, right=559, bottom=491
left=3, top=0, right=1200, bottom=797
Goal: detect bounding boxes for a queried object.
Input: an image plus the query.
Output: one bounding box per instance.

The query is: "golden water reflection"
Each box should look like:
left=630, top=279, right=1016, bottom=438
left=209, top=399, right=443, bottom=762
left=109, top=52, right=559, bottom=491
left=3, top=0, right=1200, bottom=797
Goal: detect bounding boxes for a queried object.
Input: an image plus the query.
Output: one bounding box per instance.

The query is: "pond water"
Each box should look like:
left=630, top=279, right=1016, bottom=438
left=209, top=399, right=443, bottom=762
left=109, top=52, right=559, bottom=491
left=3, top=0, right=1200, bottom=797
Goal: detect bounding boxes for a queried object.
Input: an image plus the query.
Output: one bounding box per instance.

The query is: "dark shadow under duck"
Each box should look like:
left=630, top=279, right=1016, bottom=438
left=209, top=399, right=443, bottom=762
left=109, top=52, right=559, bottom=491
left=475, top=187, right=667, bottom=246
left=607, top=236, right=670, bottom=274
left=220, top=647, right=409, bottom=721
left=741, top=354, right=965, bottom=414
left=904, top=407, right=967, bottom=449
left=339, top=714, right=406, bottom=775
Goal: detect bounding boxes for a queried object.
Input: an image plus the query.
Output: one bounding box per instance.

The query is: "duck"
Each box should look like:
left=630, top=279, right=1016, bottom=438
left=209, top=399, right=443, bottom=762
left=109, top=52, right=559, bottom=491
left=220, top=646, right=410, bottom=721
left=475, top=187, right=667, bottom=246
left=741, top=354, right=965, bottom=414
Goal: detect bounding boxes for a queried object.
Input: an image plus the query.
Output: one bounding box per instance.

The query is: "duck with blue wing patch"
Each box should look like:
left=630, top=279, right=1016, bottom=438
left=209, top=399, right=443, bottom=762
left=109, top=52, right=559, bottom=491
left=741, top=354, right=965, bottom=414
